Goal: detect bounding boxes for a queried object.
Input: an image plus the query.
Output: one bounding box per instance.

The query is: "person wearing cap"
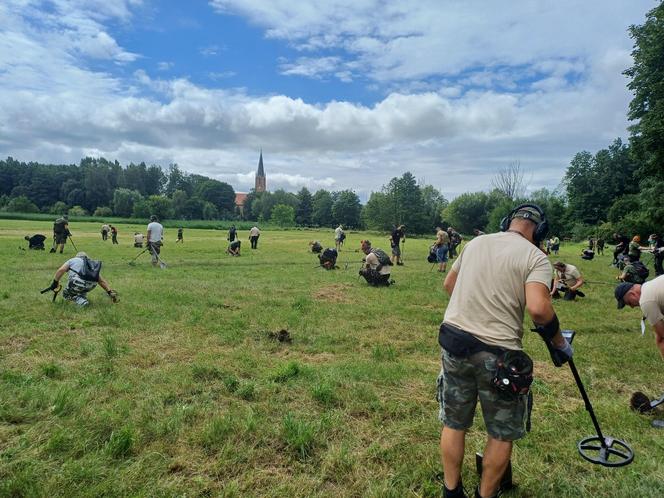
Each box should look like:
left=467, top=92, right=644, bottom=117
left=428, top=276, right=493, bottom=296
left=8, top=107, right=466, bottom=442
left=146, top=215, right=164, bottom=267
left=359, top=240, right=392, bottom=286
left=616, top=276, right=664, bottom=357
left=473, top=228, right=485, bottom=237
left=438, top=204, right=572, bottom=498
left=46, top=252, right=117, bottom=306
left=390, top=224, right=406, bottom=265
left=551, top=261, right=585, bottom=300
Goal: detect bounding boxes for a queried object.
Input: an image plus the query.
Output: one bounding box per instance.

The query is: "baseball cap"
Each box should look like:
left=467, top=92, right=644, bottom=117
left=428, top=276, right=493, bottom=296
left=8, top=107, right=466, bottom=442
left=513, top=206, right=542, bottom=225
left=615, top=282, right=635, bottom=309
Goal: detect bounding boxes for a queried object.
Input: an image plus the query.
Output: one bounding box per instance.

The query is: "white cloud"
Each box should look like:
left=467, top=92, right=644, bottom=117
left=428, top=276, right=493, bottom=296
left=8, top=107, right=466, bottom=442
left=157, top=61, right=174, bottom=71
left=0, top=0, right=655, bottom=198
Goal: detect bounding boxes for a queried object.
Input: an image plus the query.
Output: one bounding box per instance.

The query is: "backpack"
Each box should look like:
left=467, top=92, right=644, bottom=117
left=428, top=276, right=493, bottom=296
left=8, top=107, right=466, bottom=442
left=319, top=248, right=338, bottom=269
left=71, top=257, right=102, bottom=282
left=427, top=245, right=438, bottom=263
left=371, top=248, right=392, bottom=269
left=53, top=218, right=67, bottom=235
left=631, top=261, right=649, bottom=282
left=311, top=242, right=322, bottom=253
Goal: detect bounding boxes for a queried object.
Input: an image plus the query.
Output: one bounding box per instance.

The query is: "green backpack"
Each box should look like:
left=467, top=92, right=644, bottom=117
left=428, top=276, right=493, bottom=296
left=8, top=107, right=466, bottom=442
left=371, top=248, right=392, bottom=269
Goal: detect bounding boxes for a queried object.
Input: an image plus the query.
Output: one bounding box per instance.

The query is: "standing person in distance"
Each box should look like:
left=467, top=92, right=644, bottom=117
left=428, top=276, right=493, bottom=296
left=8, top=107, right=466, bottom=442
left=435, top=226, right=451, bottom=273
left=334, top=224, right=345, bottom=252
left=146, top=215, right=164, bottom=267
left=650, top=234, right=664, bottom=276
left=438, top=204, right=572, bottom=498
left=249, top=225, right=261, bottom=249
left=176, top=227, right=184, bottom=243
left=390, top=224, right=406, bottom=265
left=228, top=225, right=237, bottom=243
left=110, top=225, right=118, bottom=245
left=51, top=215, right=70, bottom=254
left=101, top=223, right=110, bottom=241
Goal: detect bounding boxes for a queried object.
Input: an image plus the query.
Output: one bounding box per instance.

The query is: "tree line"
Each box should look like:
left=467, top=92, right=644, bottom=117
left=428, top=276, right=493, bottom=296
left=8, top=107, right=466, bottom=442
left=2, top=3, right=662, bottom=238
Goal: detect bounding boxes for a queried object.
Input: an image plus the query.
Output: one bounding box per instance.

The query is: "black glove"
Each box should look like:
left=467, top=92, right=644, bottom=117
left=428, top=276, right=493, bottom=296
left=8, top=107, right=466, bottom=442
left=49, top=279, right=59, bottom=291
left=544, top=338, right=573, bottom=367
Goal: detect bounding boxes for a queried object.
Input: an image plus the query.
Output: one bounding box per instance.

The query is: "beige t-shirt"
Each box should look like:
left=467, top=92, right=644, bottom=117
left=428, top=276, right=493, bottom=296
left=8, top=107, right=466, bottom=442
left=640, top=275, right=664, bottom=326
left=365, top=252, right=391, bottom=275
left=558, top=264, right=581, bottom=287
left=443, top=231, right=552, bottom=350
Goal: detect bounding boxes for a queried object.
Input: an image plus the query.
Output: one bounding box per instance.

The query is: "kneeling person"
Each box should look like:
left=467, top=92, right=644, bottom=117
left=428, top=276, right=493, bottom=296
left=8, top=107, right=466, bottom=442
left=46, top=252, right=117, bottom=306
left=618, top=256, right=649, bottom=284
left=318, top=248, right=338, bottom=270
left=552, top=261, right=585, bottom=300
left=309, top=240, right=323, bottom=253
left=359, top=240, right=392, bottom=286
left=227, top=240, right=241, bottom=256
left=25, top=234, right=46, bottom=250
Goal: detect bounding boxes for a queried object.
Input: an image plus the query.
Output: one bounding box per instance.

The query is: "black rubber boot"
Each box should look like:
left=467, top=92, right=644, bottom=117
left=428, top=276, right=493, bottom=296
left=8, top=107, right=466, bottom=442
left=442, top=481, right=466, bottom=498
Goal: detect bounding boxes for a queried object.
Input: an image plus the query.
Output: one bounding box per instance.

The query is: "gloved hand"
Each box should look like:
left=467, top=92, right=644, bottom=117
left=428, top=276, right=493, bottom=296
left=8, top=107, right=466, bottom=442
left=547, top=338, right=573, bottom=367
left=107, top=289, right=119, bottom=303
left=49, top=279, right=60, bottom=291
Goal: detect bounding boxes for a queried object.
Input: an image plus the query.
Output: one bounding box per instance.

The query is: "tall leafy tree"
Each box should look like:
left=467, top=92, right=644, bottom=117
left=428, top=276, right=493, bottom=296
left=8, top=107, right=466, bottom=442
left=312, top=190, right=334, bottom=227
left=196, top=179, right=236, bottom=217
left=332, top=190, right=361, bottom=228
left=295, top=187, right=313, bottom=225
left=624, top=2, right=664, bottom=180
left=112, top=188, right=143, bottom=217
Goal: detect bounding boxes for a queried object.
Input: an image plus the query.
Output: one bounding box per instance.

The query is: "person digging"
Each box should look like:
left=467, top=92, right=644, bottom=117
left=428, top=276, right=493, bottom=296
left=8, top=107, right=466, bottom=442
left=359, top=239, right=393, bottom=286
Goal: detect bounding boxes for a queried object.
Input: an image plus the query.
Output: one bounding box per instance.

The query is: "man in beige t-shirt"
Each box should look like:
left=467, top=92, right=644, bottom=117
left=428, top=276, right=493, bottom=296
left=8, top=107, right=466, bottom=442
left=551, top=261, right=584, bottom=301
left=438, top=205, right=572, bottom=498
left=359, top=240, right=392, bottom=286
left=616, top=276, right=664, bottom=357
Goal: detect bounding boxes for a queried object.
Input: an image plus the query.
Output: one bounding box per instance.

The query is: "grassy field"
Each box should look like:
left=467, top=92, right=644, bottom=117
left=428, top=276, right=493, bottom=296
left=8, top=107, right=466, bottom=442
left=0, top=219, right=663, bottom=497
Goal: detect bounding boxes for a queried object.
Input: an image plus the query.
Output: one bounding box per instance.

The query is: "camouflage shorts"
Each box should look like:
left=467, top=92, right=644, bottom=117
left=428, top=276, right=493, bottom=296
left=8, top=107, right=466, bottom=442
left=437, top=349, right=530, bottom=441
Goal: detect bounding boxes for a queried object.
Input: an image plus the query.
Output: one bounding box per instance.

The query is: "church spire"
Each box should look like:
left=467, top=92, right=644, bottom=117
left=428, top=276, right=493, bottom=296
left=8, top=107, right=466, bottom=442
left=255, top=149, right=266, bottom=192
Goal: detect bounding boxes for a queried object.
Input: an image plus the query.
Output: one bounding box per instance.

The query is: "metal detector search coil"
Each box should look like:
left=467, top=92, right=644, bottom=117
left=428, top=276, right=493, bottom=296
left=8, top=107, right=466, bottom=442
left=563, top=330, right=634, bottom=467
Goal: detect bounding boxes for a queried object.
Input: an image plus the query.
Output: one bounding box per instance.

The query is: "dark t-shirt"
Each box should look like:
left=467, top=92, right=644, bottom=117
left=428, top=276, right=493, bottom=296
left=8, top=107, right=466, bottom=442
left=391, top=228, right=404, bottom=247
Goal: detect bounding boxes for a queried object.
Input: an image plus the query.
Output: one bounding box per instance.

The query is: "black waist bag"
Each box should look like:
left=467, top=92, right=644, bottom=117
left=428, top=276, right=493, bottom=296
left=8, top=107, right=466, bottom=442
left=438, top=323, right=503, bottom=357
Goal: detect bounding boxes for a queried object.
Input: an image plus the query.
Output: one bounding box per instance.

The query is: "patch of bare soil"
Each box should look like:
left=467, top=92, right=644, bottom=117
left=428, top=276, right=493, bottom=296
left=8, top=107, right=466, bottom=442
left=312, top=284, right=352, bottom=303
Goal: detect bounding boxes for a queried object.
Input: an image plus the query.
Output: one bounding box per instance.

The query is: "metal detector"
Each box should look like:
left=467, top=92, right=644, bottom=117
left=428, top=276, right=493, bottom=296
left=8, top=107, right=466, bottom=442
left=148, top=244, right=168, bottom=269
left=40, top=283, right=62, bottom=302
left=562, top=330, right=634, bottom=467
left=630, top=391, right=664, bottom=413
left=128, top=247, right=150, bottom=266
left=68, top=235, right=78, bottom=252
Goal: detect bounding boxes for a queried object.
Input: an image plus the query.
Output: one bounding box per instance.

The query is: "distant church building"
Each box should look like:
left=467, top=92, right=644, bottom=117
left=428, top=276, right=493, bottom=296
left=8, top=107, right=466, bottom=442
left=235, top=150, right=267, bottom=215
left=255, top=150, right=266, bottom=193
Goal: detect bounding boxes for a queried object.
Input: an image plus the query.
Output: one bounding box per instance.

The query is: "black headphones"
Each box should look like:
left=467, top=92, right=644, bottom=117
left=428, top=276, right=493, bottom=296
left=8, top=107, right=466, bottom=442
left=500, top=203, right=549, bottom=243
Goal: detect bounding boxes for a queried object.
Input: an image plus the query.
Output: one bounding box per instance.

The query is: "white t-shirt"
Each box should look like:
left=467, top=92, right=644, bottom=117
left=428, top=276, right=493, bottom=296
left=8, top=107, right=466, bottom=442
left=147, top=222, right=164, bottom=243
left=334, top=226, right=344, bottom=240
left=250, top=227, right=260, bottom=237
left=640, top=275, right=664, bottom=326
left=443, top=231, right=552, bottom=350
left=134, top=233, right=144, bottom=243
left=101, top=224, right=110, bottom=232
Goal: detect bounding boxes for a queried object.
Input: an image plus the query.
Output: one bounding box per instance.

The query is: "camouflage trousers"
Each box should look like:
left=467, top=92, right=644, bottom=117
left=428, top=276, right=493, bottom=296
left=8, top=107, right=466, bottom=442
left=437, top=349, right=531, bottom=441
left=63, top=275, right=97, bottom=307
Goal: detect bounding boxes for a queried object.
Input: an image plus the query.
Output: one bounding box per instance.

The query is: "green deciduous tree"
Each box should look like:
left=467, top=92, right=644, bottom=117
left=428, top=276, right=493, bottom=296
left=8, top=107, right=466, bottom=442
left=271, top=204, right=296, bottom=227
left=332, top=190, right=361, bottom=228
left=312, top=190, right=334, bottom=227
left=196, top=180, right=236, bottom=217
left=112, top=188, right=143, bottom=217
left=295, top=187, right=313, bottom=225
left=3, top=195, right=39, bottom=213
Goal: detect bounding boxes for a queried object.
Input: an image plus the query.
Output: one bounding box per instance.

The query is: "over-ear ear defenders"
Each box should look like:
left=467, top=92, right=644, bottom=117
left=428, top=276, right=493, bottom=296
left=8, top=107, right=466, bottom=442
left=500, top=203, right=549, bottom=243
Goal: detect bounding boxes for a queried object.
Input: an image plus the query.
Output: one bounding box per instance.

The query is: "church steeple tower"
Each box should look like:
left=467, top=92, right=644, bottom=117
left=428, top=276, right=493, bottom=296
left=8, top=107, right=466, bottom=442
left=255, top=149, right=266, bottom=192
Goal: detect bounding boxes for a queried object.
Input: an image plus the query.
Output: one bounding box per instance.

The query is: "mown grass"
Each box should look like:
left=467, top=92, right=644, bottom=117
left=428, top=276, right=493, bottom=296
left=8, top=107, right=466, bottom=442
left=0, top=219, right=663, bottom=497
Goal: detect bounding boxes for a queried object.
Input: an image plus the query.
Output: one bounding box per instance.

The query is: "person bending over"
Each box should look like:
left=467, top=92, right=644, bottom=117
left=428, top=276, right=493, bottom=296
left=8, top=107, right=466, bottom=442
left=25, top=234, right=46, bottom=250
left=359, top=240, right=392, bottom=286
left=616, top=277, right=664, bottom=358
left=309, top=240, right=323, bottom=253
left=438, top=204, right=572, bottom=498
left=46, top=252, right=117, bottom=307
left=227, top=240, right=241, bottom=256
left=551, top=261, right=585, bottom=300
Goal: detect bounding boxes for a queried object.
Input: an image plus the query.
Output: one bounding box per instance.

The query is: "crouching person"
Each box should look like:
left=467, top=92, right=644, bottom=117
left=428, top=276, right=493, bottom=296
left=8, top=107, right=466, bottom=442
left=46, top=252, right=117, bottom=306
left=318, top=248, right=338, bottom=270
left=551, top=261, right=585, bottom=300
left=227, top=240, right=241, bottom=256
left=359, top=240, right=393, bottom=286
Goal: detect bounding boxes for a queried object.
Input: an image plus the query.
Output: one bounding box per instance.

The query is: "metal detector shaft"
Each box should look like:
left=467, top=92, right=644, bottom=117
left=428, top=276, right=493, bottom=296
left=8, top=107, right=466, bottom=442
left=568, top=359, right=606, bottom=445
left=68, top=235, right=78, bottom=252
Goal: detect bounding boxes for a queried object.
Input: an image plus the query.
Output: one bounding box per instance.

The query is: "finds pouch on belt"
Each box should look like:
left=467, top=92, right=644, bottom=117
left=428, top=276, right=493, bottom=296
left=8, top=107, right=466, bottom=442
left=438, top=323, right=504, bottom=357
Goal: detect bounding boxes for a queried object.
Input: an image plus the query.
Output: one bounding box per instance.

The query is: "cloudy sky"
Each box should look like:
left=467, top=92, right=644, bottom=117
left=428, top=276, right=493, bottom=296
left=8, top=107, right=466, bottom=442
left=0, top=1, right=655, bottom=199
